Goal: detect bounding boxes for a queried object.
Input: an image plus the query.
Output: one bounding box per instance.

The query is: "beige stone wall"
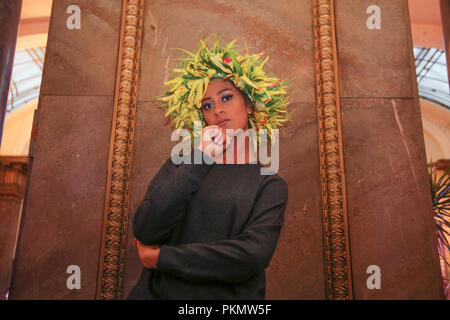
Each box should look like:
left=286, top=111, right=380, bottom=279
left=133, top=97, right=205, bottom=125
left=11, top=0, right=122, bottom=299
left=335, top=0, right=443, bottom=298
left=124, top=0, right=325, bottom=299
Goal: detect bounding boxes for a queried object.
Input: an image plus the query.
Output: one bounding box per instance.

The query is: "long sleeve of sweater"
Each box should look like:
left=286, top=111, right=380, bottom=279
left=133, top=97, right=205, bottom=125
left=132, top=148, right=214, bottom=245
left=156, top=177, right=288, bottom=284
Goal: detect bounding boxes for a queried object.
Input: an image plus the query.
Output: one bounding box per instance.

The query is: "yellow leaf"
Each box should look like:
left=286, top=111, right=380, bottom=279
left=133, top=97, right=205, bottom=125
left=158, top=95, right=173, bottom=102
left=210, top=55, right=231, bottom=74
left=259, top=56, right=269, bottom=69
left=173, top=48, right=196, bottom=58
left=226, top=37, right=238, bottom=51
left=241, top=75, right=259, bottom=89
left=164, top=104, right=178, bottom=117
left=164, top=78, right=181, bottom=86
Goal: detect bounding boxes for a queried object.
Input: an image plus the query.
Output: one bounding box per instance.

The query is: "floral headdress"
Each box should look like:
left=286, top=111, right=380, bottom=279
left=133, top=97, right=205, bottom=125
left=158, top=37, right=291, bottom=148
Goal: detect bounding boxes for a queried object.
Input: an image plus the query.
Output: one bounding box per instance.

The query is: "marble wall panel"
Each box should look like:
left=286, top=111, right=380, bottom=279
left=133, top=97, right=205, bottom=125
left=124, top=0, right=323, bottom=299
left=335, top=0, right=416, bottom=98
left=341, top=97, right=443, bottom=299
left=137, top=0, right=315, bottom=104
left=267, top=102, right=326, bottom=299
left=40, top=0, right=121, bottom=96
left=11, top=95, right=113, bottom=299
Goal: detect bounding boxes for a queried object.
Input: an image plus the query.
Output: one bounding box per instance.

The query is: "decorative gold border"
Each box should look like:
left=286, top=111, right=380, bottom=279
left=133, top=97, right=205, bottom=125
left=96, top=0, right=144, bottom=300
left=313, top=0, right=353, bottom=299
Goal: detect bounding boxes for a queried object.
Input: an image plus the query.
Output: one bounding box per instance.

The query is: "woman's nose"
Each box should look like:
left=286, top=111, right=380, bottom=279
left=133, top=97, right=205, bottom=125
left=214, top=103, right=225, bottom=115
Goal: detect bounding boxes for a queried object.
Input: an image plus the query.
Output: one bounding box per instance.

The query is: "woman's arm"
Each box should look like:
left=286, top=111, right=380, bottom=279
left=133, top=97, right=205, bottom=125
left=132, top=148, right=214, bottom=245
left=152, top=176, right=288, bottom=283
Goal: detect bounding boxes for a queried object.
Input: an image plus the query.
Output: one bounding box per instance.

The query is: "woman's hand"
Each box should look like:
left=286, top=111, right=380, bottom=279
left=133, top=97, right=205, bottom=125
left=134, top=238, right=160, bottom=269
left=198, top=125, right=231, bottom=161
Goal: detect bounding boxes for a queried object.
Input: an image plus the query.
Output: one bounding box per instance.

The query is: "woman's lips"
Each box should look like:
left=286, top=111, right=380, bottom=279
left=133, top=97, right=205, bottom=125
left=217, top=119, right=230, bottom=126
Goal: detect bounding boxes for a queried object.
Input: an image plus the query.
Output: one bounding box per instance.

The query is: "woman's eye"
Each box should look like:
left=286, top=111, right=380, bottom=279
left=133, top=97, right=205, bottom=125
left=222, top=94, right=233, bottom=102
left=202, top=102, right=213, bottom=110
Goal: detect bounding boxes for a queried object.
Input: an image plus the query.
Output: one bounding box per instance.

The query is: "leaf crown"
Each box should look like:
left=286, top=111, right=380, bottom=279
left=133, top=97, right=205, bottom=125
left=158, top=37, right=291, bottom=147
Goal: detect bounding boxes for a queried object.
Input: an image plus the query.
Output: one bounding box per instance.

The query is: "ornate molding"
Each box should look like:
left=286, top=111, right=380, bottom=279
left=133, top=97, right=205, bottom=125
left=312, top=0, right=353, bottom=299
left=0, top=156, right=29, bottom=201
left=96, top=0, right=144, bottom=300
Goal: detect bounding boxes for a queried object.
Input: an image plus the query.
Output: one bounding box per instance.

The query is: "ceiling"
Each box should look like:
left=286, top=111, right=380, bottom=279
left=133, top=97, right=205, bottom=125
left=414, top=46, right=449, bottom=108
left=18, top=0, right=52, bottom=37
left=409, top=0, right=442, bottom=24
left=408, top=0, right=445, bottom=49
left=20, top=0, right=53, bottom=20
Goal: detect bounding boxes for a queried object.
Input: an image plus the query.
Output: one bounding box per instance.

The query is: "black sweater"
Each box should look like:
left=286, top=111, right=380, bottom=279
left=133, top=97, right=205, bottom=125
left=127, top=148, right=288, bottom=300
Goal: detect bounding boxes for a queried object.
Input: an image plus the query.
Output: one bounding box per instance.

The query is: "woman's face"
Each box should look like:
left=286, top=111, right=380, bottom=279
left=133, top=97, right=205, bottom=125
left=201, top=78, right=253, bottom=131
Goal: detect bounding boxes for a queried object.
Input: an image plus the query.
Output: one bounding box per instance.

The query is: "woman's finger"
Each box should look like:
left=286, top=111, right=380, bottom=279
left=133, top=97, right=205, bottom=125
left=213, top=135, right=223, bottom=146
left=212, top=128, right=225, bottom=146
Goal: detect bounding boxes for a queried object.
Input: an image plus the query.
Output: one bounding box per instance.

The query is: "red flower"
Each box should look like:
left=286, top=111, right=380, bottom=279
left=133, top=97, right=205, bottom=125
left=222, top=57, right=232, bottom=64
left=259, top=117, right=267, bottom=125
left=270, top=82, right=280, bottom=87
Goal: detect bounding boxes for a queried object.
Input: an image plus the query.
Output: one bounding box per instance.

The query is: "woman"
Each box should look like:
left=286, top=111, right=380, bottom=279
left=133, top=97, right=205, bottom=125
left=127, top=38, right=290, bottom=299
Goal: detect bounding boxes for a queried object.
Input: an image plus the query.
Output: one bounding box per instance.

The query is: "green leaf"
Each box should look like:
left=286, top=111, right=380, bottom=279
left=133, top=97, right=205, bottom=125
left=231, top=56, right=242, bottom=76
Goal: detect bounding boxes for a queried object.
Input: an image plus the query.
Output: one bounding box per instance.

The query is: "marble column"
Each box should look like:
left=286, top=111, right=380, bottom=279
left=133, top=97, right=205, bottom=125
left=334, top=0, right=444, bottom=298
left=10, top=0, right=122, bottom=299
left=0, top=0, right=23, bottom=142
